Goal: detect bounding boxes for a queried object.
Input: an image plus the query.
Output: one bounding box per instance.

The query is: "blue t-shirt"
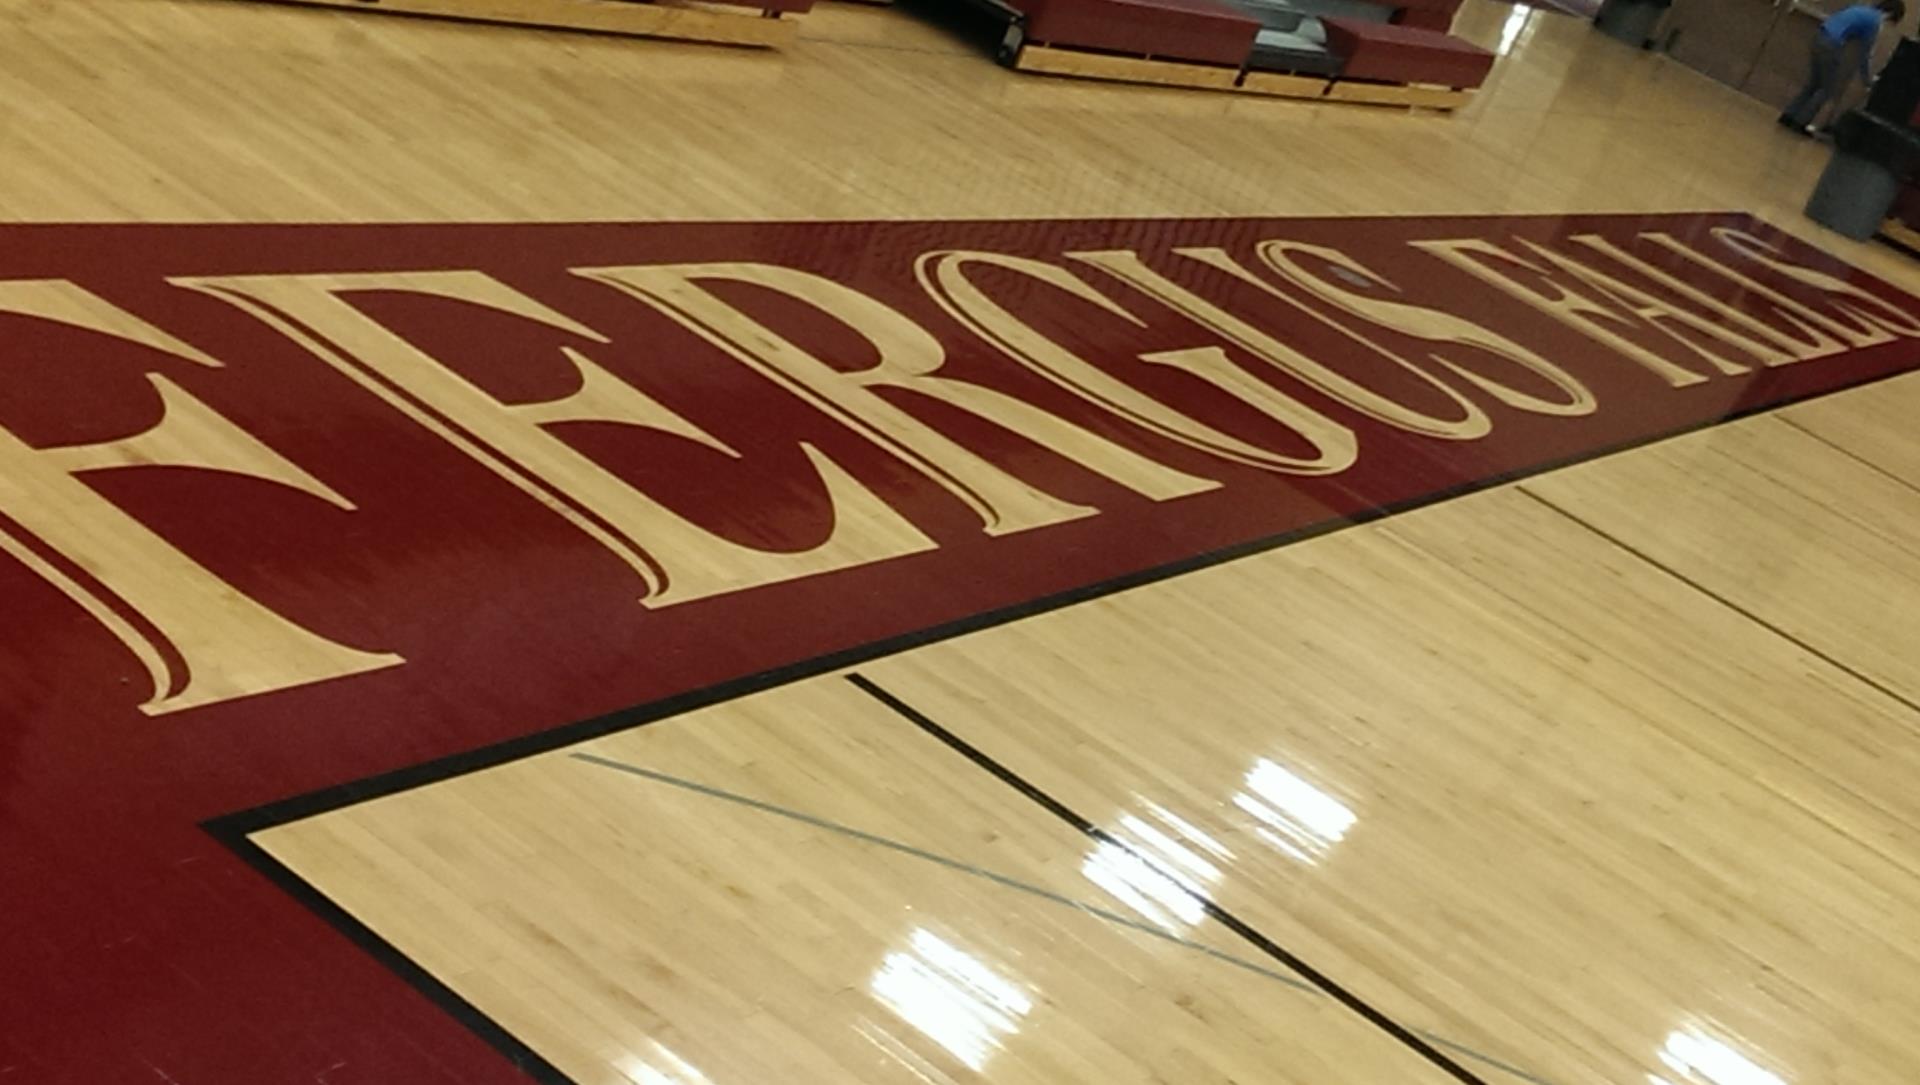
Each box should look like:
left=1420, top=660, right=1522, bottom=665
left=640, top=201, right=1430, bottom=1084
left=1822, top=4, right=1887, bottom=78
left=1822, top=4, right=1885, bottom=45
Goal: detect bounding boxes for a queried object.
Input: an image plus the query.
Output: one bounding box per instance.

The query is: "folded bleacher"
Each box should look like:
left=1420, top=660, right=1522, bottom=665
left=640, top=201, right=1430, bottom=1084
left=997, top=0, right=1494, bottom=109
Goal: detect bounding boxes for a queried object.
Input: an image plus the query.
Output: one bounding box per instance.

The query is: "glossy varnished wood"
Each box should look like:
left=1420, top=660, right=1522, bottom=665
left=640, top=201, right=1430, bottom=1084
left=258, top=680, right=1464, bottom=1085
left=0, top=0, right=1905, bottom=246
left=10, top=0, right=1920, bottom=1082
left=858, top=473, right=1920, bottom=1085
left=1013, top=45, right=1246, bottom=92
left=1322, top=79, right=1471, bottom=108
left=222, top=0, right=800, bottom=47
left=1011, top=47, right=1474, bottom=111
left=1531, top=388, right=1920, bottom=702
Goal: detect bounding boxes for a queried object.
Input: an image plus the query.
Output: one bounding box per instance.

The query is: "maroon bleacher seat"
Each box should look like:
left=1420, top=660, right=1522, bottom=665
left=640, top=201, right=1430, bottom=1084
left=1391, top=5, right=1456, bottom=31
left=1018, top=0, right=1261, bottom=67
left=1320, top=16, right=1494, bottom=88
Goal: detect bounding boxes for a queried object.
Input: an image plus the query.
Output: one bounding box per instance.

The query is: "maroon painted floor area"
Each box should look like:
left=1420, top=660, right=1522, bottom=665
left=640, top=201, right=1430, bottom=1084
left=2, top=213, right=1917, bottom=1083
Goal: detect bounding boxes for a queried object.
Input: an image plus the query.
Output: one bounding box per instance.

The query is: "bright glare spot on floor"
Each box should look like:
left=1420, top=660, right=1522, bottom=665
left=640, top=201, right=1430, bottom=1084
left=871, top=929, right=1033, bottom=1071
left=1233, top=758, right=1357, bottom=863
left=1083, top=838, right=1208, bottom=931
left=1659, top=1028, right=1788, bottom=1085
left=617, top=1042, right=715, bottom=1085
left=1498, top=4, right=1533, bottom=54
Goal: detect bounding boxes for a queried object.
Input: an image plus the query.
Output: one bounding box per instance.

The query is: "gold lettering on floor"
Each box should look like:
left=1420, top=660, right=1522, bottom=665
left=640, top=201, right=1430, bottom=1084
left=1074, top=248, right=1492, bottom=439
left=916, top=250, right=1354, bottom=475
left=1637, top=232, right=1872, bottom=357
left=1567, top=235, right=1833, bottom=365
left=177, top=270, right=937, bottom=608
left=1252, top=239, right=1596, bottom=417
left=1715, top=227, right=1920, bottom=340
left=578, top=261, right=1219, bottom=528
left=0, top=282, right=400, bottom=714
left=1411, top=237, right=1719, bottom=389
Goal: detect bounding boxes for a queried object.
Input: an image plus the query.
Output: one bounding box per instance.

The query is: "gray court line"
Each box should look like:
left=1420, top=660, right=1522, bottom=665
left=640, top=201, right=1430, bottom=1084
left=570, top=751, right=1308, bottom=989
left=1416, top=1033, right=1559, bottom=1085
left=571, top=751, right=1559, bottom=1085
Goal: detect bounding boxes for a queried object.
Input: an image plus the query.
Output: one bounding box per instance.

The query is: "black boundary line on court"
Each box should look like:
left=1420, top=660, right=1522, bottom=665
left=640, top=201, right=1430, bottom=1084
left=1878, top=232, right=1920, bottom=263
left=845, top=673, right=1492, bottom=1085
left=1524, top=487, right=1920, bottom=721
left=199, top=357, right=1919, bottom=1084
left=202, top=825, right=577, bottom=1084
left=1777, top=411, right=1920, bottom=498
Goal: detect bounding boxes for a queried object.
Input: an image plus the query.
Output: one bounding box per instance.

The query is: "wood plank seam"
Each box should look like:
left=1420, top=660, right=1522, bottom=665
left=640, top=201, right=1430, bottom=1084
left=1015, top=44, right=1469, bottom=109
left=846, top=672, right=1502, bottom=1085
left=220, top=0, right=800, bottom=47
left=571, top=747, right=1563, bottom=1085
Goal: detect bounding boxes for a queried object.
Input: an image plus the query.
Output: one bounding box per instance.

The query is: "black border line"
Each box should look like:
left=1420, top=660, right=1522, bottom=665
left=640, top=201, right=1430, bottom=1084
left=202, top=363, right=1920, bottom=1083
left=211, top=829, right=576, bottom=1084
left=846, top=673, right=1493, bottom=1085
left=200, top=359, right=1920, bottom=836
left=1878, top=231, right=1920, bottom=262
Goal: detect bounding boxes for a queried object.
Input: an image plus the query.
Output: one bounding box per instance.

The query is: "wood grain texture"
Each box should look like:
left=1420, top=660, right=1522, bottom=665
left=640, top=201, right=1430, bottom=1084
left=259, top=680, right=1465, bottom=1085
left=1324, top=79, right=1471, bottom=108
left=1530, top=400, right=1920, bottom=705
left=1014, top=45, right=1244, bottom=91
left=5, top=0, right=1908, bottom=247
left=12, top=0, right=1920, bottom=1082
left=1014, top=47, right=1471, bottom=108
left=220, top=0, right=799, bottom=46
left=860, top=477, right=1920, bottom=1085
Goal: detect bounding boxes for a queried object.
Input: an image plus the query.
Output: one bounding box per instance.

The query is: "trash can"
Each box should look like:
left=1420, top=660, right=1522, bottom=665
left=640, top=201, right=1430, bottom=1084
left=1805, top=110, right=1920, bottom=240
left=1806, top=149, right=1901, bottom=240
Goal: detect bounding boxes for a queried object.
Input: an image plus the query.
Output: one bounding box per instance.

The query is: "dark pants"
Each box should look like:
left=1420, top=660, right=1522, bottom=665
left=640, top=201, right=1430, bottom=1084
left=1782, top=37, right=1848, bottom=129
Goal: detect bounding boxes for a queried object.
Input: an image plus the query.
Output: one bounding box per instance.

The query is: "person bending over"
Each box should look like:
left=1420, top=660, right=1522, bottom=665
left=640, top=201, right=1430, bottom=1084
left=1780, top=0, right=1906, bottom=134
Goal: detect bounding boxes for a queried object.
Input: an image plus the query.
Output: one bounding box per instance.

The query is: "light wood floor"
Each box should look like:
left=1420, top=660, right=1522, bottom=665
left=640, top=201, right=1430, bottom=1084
left=263, top=375, right=1920, bottom=1085
left=27, top=0, right=1920, bottom=1082
left=263, top=681, right=1469, bottom=1085
left=14, top=0, right=1915, bottom=258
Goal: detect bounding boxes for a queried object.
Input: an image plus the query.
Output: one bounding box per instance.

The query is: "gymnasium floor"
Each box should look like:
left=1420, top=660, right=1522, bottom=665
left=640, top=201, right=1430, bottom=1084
left=6, top=1, right=1920, bottom=1083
